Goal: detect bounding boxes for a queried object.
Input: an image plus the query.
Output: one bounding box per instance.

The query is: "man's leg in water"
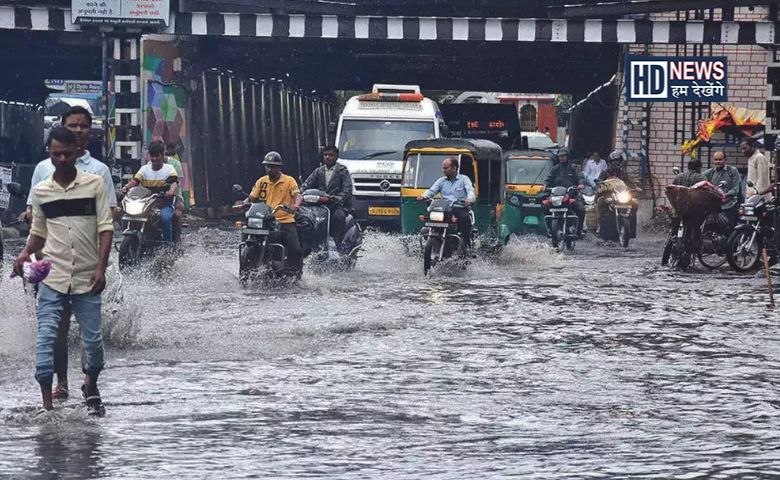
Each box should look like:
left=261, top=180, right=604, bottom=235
left=71, top=291, right=105, bottom=414
left=159, top=204, right=174, bottom=244
left=173, top=198, right=184, bottom=244
left=52, top=301, right=73, bottom=398
left=35, top=284, right=66, bottom=410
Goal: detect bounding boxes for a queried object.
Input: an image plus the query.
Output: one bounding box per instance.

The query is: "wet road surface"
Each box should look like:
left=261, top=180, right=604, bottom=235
left=1, top=229, right=779, bottom=478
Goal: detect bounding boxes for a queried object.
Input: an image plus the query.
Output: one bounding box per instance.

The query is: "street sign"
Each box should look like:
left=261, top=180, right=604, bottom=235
left=626, top=56, right=728, bottom=103
left=0, top=166, right=12, bottom=209
left=71, top=0, right=170, bottom=27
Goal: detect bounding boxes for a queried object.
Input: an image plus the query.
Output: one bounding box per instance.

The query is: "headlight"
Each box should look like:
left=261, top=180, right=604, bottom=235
left=616, top=191, right=632, bottom=204
left=125, top=201, right=145, bottom=216
left=509, top=195, right=521, bottom=206
left=429, top=211, right=445, bottom=222
left=248, top=217, right=264, bottom=228
left=551, top=196, right=563, bottom=206
left=743, top=207, right=754, bottom=216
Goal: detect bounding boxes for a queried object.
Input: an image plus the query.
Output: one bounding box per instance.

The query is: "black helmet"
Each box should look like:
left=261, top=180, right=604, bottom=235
left=557, top=148, right=569, bottom=157
left=262, top=151, right=283, bottom=166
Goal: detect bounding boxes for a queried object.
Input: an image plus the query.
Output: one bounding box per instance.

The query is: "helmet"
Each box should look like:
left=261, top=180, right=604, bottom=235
left=557, top=148, right=569, bottom=157
left=262, top=151, right=283, bottom=166
left=609, top=150, right=624, bottom=162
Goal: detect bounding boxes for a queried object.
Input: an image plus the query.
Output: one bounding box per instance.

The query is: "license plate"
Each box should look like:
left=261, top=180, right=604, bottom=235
left=425, top=222, right=449, bottom=228
left=549, top=208, right=569, bottom=213
left=242, top=228, right=269, bottom=235
left=522, top=203, right=541, bottom=208
left=741, top=215, right=757, bottom=221
left=368, top=207, right=400, bottom=216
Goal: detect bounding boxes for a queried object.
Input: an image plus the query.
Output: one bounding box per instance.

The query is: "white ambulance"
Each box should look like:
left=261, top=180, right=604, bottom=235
left=335, top=84, right=444, bottom=229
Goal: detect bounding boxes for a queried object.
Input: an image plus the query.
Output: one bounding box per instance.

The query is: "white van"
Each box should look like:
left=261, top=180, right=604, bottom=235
left=335, top=84, right=444, bottom=229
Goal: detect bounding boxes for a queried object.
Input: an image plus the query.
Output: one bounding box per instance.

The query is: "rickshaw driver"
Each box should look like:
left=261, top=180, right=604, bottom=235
left=416, top=157, right=476, bottom=249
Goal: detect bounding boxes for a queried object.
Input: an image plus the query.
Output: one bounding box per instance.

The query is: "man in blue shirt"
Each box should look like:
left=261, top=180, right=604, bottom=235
left=417, top=157, right=476, bottom=248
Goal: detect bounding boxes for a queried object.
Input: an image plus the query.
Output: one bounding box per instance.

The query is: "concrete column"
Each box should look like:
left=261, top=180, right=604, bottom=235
left=110, top=36, right=142, bottom=182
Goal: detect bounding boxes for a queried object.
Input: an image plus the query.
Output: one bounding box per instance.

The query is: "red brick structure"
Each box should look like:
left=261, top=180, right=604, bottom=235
left=616, top=6, right=773, bottom=204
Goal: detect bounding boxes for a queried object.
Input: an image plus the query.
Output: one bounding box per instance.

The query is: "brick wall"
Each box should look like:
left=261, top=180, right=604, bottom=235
left=615, top=6, right=770, bottom=204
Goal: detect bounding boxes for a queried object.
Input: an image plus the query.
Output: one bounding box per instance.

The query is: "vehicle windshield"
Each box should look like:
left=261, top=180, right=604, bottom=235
left=403, top=154, right=461, bottom=189
left=338, top=120, right=436, bottom=160
left=506, top=158, right=553, bottom=185
left=524, top=134, right=557, bottom=150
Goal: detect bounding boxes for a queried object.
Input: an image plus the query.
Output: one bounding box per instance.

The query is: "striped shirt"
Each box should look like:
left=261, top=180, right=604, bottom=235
left=30, top=170, right=113, bottom=294
left=134, top=163, right=178, bottom=194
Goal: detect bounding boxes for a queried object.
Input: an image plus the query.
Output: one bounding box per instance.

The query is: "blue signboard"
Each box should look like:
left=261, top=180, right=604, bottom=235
left=626, top=56, right=728, bottom=103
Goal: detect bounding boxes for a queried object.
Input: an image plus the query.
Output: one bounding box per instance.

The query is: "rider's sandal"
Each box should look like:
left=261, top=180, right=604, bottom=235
left=81, top=384, right=106, bottom=417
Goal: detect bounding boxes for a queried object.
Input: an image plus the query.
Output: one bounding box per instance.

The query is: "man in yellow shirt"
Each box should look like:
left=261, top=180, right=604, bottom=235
left=249, top=151, right=303, bottom=275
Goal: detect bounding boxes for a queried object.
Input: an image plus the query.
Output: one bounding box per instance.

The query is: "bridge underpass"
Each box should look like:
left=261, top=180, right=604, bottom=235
left=0, top=3, right=778, bottom=212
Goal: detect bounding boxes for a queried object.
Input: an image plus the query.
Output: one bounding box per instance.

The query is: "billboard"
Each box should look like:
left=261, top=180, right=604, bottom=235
left=72, top=0, right=170, bottom=27
left=626, top=56, right=728, bottom=103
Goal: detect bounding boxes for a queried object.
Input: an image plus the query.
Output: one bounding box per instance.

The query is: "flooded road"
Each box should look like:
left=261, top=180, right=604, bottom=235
left=1, top=229, right=779, bottom=478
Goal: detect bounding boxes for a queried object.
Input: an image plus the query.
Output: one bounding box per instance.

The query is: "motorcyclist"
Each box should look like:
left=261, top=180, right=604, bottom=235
left=545, top=148, right=586, bottom=238
left=300, top=145, right=353, bottom=250
left=703, top=150, right=741, bottom=228
left=666, top=159, right=704, bottom=243
left=247, top=151, right=303, bottom=276
left=121, top=142, right=178, bottom=246
left=416, top=157, right=475, bottom=250
left=599, top=150, right=631, bottom=184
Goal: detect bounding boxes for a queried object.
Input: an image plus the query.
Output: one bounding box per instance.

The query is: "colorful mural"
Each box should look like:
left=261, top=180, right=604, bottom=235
left=142, top=40, right=194, bottom=207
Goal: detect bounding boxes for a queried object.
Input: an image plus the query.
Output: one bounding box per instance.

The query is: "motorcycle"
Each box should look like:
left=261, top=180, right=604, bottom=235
left=117, top=185, right=176, bottom=270
left=596, top=178, right=638, bottom=248
left=419, top=198, right=473, bottom=276
left=234, top=185, right=364, bottom=284
left=725, top=181, right=776, bottom=272
left=663, top=179, right=730, bottom=270
left=1, top=181, right=27, bottom=269
left=542, top=186, right=579, bottom=252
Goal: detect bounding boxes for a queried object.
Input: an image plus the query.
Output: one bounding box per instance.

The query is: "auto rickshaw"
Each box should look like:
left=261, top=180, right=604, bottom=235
left=400, top=138, right=503, bottom=239
left=497, top=150, right=555, bottom=243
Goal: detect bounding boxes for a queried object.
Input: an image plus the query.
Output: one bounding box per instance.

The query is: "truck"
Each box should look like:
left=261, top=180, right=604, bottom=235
left=335, top=84, right=444, bottom=230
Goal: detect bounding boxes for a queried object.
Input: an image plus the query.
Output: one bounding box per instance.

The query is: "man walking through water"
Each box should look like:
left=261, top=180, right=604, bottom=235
left=15, top=127, right=113, bottom=416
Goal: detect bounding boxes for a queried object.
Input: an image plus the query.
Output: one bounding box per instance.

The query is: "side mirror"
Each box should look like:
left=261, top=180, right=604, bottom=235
left=232, top=184, right=244, bottom=193
left=328, top=121, right=336, bottom=136
left=6, top=181, right=21, bottom=196
left=747, top=180, right=755, bottom=188
left=440, top=124, right=451, bottom=137
left=672, top=167, right=680, bottom=175
left=718, top=181, right=727, bottom=189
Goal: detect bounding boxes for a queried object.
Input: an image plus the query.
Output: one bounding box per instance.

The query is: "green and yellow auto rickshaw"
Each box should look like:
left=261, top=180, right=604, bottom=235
left=497, top=150, right=556, bottom=243
left=400, top=138, right=503, bottom=238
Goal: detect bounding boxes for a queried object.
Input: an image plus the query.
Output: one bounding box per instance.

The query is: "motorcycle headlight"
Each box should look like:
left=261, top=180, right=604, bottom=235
left=509, top=195, right=521, bottom=206
left=248, top=217, right=264, bottom=229
left=429, top=211, right=445, bottom=222
left=551, top=196, right=563, bottom=206
left=743, top=207, right=754, bottom=216
left=616, top=191, right=632, bottom=204
left=125, top=200, right=145, bottom=216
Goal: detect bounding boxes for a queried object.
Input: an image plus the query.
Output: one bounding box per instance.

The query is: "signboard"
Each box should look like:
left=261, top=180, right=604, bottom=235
left=45, top=80, right=104, bottom=95
left=0, top=166, right=12, bottom=210
left=626, top=56, right=728, bottom=103
left=72, top=0, right=170, bottom=27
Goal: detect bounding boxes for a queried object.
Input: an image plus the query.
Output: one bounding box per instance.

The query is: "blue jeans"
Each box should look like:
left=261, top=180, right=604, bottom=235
left=160, top=204, right=174, bottom=243
left=35, top=284, right=104, bottom=386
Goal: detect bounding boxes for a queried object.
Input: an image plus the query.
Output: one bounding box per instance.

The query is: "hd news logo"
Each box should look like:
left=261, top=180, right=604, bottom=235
left=626, top=56, right=728, bottom=102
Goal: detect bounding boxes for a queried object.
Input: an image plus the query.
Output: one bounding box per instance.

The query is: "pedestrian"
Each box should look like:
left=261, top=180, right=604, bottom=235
left=15, top=126, right=113, bottom=416
left=703, top=150, right=741, bottom=227
left=301, top=146, right=353, bottom=249
left=17, top=105, right=116, bottom=401
left=583, top=151, right=608, bottom=188
left=741, top=138, right=771, bottom=198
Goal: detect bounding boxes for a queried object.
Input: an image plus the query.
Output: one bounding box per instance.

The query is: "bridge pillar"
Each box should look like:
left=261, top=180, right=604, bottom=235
left=109, top=35, right=142, bottom=182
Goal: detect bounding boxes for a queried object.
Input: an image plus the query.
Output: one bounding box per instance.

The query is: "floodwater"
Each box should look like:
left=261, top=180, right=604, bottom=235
left=1, top=229, right=779, bottom=478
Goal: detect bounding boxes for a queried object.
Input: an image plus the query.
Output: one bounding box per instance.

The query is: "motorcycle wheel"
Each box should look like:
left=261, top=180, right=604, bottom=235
left=423, top=237, right=441, bottom=276
left=698, top=226, right=728, bottom=270
left=118, top=236, right=141, bottom=270
left=661, top=237, right=674, bottom=266
left=239, top=244, right=261, bottom=286
left=726, top=229, right=761, bottom=272
left=618, top=216, right=630, bottom=248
